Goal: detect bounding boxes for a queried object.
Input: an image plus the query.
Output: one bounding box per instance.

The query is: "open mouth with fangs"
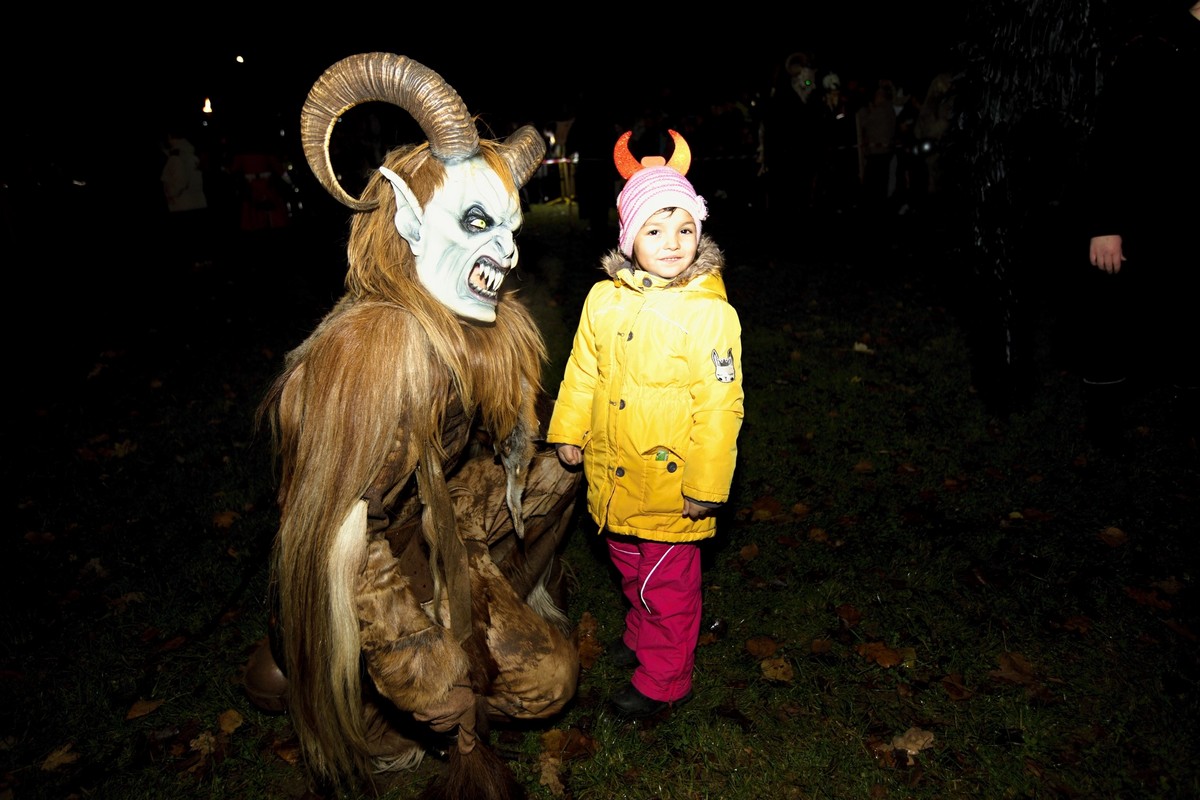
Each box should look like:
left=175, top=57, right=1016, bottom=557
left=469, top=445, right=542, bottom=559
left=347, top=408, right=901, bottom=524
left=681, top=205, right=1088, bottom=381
left=469, top=257, right=509, bottom=301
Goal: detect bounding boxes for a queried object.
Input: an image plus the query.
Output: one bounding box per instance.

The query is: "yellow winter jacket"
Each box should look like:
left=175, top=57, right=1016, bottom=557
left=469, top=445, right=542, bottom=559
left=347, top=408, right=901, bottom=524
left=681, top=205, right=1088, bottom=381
left=547, top=237, right=744, bottom=541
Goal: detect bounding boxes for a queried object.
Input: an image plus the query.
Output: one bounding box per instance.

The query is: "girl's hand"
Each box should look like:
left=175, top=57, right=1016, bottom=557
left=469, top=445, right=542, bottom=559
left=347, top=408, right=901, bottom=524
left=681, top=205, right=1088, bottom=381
left=556, top=444, right=583, bottom=466
left=683, top=498, right=714, bottom=520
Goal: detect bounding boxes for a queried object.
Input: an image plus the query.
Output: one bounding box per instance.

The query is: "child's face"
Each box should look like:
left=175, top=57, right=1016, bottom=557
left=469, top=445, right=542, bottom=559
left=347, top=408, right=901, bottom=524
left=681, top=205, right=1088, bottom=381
left=631, top=207, right=698, bottom=280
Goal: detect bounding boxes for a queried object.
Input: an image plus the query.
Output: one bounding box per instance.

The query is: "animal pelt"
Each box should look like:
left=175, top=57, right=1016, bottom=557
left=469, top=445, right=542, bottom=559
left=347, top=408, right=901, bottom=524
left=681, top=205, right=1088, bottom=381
left=418, top=736, right=527, bottom=800
left=257, top=139, right=573, bottom=793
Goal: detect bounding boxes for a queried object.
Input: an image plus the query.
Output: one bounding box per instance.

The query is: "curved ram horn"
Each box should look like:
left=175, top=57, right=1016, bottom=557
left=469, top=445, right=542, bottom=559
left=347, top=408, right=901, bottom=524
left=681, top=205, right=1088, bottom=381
left=300, top=52, right=481, bottom=210
left=501, top=126, right=548, bottom=188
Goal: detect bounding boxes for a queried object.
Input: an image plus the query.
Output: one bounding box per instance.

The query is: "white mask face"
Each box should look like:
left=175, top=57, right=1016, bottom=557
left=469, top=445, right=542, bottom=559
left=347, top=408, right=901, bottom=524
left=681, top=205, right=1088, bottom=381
left=790, top=68, right=816, bottom=101
left=390, top=157, right=523, bottom=323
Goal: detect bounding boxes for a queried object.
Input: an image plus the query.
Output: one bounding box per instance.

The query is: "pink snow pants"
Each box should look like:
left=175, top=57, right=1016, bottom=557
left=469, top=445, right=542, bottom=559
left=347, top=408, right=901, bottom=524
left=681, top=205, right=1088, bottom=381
left=606, top=535, right=702, bottom=702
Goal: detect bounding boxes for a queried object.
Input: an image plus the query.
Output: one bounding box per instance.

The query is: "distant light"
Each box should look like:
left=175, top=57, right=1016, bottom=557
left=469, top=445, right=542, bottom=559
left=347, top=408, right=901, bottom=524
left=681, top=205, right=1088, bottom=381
left=236, top=55, right=245, bottom=64
left=203, top=98, right=213, bottom=115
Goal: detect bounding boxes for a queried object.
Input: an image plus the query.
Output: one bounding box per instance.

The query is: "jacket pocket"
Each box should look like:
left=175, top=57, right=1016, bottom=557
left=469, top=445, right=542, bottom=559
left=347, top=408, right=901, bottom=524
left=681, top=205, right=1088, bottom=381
left=637, top=445, right=685, bottom=515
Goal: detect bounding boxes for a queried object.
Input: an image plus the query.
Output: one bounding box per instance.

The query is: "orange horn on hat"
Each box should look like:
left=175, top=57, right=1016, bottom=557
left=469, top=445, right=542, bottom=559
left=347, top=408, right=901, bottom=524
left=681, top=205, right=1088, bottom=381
left=613, top=129, right=693, bottom=179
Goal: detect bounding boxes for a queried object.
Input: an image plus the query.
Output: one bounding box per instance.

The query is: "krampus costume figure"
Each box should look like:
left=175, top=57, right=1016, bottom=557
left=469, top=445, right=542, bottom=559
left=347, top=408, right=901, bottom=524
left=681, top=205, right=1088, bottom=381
left=242, top=53, right=581, bottom=799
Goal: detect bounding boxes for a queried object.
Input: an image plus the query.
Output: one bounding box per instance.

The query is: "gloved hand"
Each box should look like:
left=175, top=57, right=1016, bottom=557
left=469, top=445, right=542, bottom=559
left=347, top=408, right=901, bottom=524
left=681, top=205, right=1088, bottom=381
left=413, top=684, right=478, bottom=754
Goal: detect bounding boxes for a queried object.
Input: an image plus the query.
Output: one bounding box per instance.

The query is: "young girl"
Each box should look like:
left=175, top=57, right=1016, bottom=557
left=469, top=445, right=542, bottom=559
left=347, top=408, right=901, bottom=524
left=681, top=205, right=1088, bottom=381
left=548, top=130, right=744, bottom=719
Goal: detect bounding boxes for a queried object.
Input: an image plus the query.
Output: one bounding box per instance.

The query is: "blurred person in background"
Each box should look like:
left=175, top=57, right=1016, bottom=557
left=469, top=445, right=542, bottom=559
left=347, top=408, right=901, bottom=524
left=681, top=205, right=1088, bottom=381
left=160, top=126, right=211, bottom=270
left=1076, top=0, right=1200, bottom=456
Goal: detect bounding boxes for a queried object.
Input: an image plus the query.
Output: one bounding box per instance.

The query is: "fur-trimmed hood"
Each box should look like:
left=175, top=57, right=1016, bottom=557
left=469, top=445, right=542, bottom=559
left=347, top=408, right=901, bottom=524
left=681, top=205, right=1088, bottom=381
left=599, top=235, right=725, bottom=289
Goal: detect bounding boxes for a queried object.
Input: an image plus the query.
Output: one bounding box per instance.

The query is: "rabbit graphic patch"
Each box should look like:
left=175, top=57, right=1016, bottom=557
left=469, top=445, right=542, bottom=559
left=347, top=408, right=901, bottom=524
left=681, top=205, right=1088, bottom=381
left=711, top=349, right=736, bottom=383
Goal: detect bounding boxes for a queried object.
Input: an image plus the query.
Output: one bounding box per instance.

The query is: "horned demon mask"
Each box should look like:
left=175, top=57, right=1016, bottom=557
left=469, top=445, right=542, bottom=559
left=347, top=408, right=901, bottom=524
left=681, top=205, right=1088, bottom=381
left=300, top=52, right=546, bottom=322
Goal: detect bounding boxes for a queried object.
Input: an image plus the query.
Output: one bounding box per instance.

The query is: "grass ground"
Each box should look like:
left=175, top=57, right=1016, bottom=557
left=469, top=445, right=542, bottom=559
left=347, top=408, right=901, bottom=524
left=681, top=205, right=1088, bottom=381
left=4, top=197, right=1198, bottom=799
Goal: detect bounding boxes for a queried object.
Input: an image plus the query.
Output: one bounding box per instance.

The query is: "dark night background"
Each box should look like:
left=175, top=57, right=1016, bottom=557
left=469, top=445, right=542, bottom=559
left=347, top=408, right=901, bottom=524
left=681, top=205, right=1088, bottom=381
left=1, top=0, right=1164, bottom=209
left=5, top=5, right=1200, bottom=798
left=6, top=8, right=973, bottom=175
left=0, top=0, right=1173, bottom=413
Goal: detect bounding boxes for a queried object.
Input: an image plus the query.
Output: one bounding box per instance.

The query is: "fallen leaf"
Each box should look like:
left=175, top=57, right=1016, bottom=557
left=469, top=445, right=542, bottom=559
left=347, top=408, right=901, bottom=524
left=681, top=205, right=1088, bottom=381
left=1124, top=586, right=1171, bottom=610
left=760, top=656, right=794, bottom=683
left=852, top=460, right=875, bottom=474
left=538, top=750, right=566, bottom=797
left=271, top=736, right=302, bottom=765
left=1098, top=526, right=1127, bottom=547
left=105, top=592, right=146, bottom=613
left=810, top=638, right=833, bottom=654
left=1152, top=576, right=1184, bottom=595
left=190, top=731, right=217, bottom=758
left=126, top=698, right=165, bottom=720
left=1162, top=619, right=1197, bottom=641
left=891, top=727, right=935, bottom=764
left=866, top=735, right=897, bottom=766
left=213, top=510, right=241, bottom=529
left=988, top=652, right=1037, bottom=685
left=745, top=635, right=779, bottom=658
left=540, top=728, right=598, bottom=762
left=836, top=604, right=862, bottom=628
left=750, top=496, right=784, bottom=522
left=941, top=673, right=974, bottom=701
left=739, top=542, right=760, bottom=561
left=536, top=730, right=598, bottom=798
left=218, top=709, right=243, bottom=735
left=856, top=641, right=902, bottom=668
left=892, top=726, right=934, bottom=754
left=574, top=612, right=602, bottom=670
left=185, top=730, right=222, bottom=775
left=40, top=743, right=80, bottom=771
left=158, top=635, right=188, bottom=652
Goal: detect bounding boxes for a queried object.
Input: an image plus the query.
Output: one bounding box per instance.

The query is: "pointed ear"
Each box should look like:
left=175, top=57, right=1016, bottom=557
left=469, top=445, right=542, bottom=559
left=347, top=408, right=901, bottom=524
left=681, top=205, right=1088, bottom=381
left=378, top=166, right=425, bottom=255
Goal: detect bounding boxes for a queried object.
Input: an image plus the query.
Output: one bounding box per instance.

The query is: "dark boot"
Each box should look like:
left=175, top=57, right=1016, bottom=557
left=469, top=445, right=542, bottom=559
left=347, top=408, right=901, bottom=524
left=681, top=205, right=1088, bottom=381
left=243, top=636, right=289, bottom=712
left=608, top=637, right=638, bottom=669
left=610, top=683, right=693, bottom=719
left=1083, top=378, right=1128, bottom=457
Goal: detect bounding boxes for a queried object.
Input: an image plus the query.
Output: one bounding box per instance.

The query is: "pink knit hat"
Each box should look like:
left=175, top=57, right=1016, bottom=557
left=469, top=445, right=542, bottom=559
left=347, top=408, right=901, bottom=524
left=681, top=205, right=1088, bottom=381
left=614, top=130, right=707, bottom=258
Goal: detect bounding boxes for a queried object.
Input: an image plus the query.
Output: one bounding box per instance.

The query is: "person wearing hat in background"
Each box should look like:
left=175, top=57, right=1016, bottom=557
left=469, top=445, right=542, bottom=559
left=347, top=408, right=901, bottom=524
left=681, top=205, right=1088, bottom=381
left=547, top=130, right=744, bottom=719
left=160, top=126, right=211, bottom=270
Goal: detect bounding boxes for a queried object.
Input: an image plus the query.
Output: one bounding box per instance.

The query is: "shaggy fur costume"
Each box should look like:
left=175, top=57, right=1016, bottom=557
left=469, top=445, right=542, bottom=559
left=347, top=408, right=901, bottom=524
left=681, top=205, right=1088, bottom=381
left=243, top=55, right=581, bottom=799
